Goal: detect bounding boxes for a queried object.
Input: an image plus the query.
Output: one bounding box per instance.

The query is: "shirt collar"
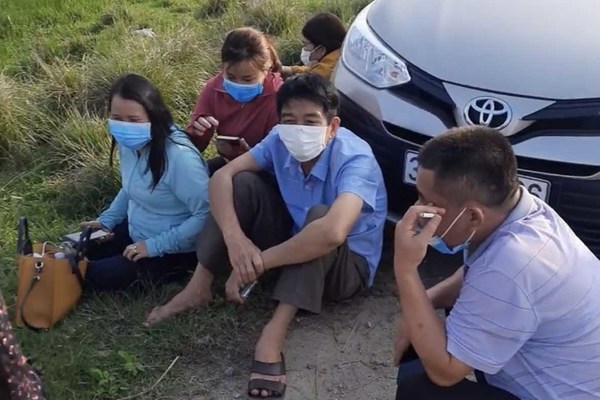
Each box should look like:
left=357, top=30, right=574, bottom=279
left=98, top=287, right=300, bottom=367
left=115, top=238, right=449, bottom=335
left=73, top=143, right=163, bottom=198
left=465, top=187, right=535, bottom=265
left=283, top=137, right=334, bottom=182
left=320, top=49, right=340, bottom=64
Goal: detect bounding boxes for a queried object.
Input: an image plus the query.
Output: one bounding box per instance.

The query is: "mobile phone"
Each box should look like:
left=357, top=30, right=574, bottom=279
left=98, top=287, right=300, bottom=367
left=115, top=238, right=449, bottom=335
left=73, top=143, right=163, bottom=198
left=216, top=135, right=243, bottom=144
left=64, top=229, right=110, bottom=243
left=240, top=281, right=258, bottom=300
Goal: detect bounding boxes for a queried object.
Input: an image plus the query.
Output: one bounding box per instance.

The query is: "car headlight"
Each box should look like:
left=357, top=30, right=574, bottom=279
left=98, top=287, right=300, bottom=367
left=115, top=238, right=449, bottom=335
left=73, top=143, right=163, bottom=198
left=342, top=16, right=411, bottom=89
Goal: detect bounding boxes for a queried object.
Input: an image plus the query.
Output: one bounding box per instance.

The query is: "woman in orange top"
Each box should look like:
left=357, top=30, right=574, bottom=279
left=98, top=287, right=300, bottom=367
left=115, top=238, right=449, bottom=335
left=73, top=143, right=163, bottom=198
left=282, top=12, right=347, bottom=81
left=186, top=27, right=283, bottom=174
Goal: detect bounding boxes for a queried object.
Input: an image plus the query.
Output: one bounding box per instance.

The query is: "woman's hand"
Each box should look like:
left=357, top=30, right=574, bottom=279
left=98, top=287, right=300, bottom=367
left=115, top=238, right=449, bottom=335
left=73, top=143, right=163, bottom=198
left=192, top=116, right=219, bottom=137
left=123, top=241, right=149, bottom=262
left=281, top=66, right=293, bottom=77
left=215, top=137, right=250, bottom=161
left=79, top=220, right=114, bottom=242
left=79, top=220, right=103, bottom=231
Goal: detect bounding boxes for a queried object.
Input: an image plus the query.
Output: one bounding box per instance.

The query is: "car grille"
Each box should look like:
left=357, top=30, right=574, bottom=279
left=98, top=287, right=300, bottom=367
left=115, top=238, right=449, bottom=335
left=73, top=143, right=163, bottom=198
left=554, top=181, right=600, bottom=256
left=517, top=156, right=600, bottom=178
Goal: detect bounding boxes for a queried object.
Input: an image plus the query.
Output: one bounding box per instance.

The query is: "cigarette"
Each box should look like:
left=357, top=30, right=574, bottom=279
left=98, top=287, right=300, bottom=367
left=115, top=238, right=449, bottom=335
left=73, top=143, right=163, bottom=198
left=419, top=212, right=436, bottom=219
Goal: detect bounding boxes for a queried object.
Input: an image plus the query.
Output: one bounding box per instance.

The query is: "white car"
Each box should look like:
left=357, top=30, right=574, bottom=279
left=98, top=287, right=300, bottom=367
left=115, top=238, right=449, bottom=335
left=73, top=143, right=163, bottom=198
left=333, top=0, right=600, bottom=255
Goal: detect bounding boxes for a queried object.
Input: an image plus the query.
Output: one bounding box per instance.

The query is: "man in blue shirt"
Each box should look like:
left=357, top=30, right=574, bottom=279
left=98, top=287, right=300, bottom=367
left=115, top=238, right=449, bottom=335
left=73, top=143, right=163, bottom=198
left=393, top=126, right=600, bottom=399
left=146, top=74, right=387, bottom=398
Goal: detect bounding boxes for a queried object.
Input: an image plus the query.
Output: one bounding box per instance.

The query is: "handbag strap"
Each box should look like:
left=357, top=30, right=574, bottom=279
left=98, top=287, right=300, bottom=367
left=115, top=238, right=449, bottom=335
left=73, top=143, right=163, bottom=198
left=68, top=228, right=92, bottom=289
left=74, top=228, right=92, bottom=259
left=20, top=261, right=45, bottom=332
left=67, top=255, right=85, bottom=289
left=17, top=217, right=32, bottom=255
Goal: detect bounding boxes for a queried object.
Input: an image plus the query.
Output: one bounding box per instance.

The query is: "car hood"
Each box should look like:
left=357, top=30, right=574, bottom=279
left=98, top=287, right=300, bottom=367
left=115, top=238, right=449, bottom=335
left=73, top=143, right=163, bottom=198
left=368, top=0, right=600, bottom=100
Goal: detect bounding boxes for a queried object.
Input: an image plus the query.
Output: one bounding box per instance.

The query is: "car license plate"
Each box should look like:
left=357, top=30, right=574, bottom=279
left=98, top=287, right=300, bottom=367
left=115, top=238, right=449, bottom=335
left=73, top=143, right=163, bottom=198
left=403, top=150, right=551, bottom=202
left=518, top=176, right=551, bottom=202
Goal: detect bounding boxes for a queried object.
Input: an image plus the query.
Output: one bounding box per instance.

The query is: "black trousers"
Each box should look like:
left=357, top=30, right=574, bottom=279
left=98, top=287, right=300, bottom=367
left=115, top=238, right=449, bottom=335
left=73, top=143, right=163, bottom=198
left=396, top=359, right=518, bottom=399
left=85, top=222, right=197, bottom=291
left=396, top=308, right=518, bottom=400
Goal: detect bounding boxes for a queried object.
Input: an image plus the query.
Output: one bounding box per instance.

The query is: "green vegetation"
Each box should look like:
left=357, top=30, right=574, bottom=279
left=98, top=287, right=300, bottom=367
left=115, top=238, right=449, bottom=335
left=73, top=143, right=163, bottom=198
left=0, top=0, right=370, bottom=398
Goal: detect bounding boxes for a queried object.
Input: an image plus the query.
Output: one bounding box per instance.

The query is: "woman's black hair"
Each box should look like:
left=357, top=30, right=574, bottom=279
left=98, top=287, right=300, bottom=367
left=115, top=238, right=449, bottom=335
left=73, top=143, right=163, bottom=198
left=108, top=73, right=174, bottom=190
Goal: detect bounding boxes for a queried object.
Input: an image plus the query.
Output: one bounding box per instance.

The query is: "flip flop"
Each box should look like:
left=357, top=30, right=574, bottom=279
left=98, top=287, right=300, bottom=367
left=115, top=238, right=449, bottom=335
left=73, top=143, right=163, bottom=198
left=247, top=353, right=286, bottom=399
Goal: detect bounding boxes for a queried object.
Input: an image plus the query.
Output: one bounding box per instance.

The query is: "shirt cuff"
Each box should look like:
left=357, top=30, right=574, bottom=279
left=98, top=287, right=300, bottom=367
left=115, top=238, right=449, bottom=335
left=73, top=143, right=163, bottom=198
left=447, top=335, right=502, bottom=375
left=97, top=217, right=115, bottom=231
left=249, top=148, right=269, bottom=170
left=338, top=185, right=376, bottom=212
left=144, top=239, right=159, bottom=258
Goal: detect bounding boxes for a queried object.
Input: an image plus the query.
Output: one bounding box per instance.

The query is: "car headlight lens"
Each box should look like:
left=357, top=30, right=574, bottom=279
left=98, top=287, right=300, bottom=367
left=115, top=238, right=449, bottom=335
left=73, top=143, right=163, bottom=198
left=342, top=22, right=411, bottom=89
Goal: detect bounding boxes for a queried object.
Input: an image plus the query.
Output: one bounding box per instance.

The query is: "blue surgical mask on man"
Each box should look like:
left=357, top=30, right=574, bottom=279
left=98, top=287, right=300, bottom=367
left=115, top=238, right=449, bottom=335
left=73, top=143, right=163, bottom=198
left=222, top=78, right=264, bottom=103
left=429, top=207, right=476, bottom=255
left=108, top=119, right=152, bottom=150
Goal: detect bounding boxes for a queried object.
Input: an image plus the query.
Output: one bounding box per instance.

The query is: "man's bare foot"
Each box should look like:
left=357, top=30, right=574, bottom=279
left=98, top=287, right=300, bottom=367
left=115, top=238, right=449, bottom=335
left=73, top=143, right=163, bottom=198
left=249, top=325, right=287, bottom=398
left=144, top=281, right=213, bottom=327
left=145, top=263, right=215, bottom=326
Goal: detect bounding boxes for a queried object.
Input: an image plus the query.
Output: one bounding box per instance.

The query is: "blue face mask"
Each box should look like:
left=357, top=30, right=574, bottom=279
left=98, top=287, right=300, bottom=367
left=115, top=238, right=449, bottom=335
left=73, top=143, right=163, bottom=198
left=428, top=207, right=476, bottom=255
left=222, top=78, right=264, bottom=103
left=108, top=119, right=152, bottom=150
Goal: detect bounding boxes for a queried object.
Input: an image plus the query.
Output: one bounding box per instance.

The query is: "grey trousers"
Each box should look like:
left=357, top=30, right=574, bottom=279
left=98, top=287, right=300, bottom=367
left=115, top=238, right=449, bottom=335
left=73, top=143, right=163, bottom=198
left=196, top=171, right=368, bottom=313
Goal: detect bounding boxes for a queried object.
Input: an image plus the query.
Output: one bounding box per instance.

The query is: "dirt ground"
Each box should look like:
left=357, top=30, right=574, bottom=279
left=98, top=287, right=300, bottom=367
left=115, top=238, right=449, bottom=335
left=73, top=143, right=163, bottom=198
left=188, top=236, right=461, bottom=400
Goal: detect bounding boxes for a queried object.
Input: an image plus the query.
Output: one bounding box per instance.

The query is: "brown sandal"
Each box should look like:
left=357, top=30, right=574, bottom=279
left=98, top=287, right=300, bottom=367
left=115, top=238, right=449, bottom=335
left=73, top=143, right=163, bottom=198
left=247, top=353, right=286, bottom=398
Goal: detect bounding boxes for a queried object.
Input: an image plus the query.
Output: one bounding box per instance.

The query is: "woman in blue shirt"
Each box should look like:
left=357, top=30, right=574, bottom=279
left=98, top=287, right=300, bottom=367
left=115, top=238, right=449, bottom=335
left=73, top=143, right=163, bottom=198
left=81, top=74, right=209, bottom=291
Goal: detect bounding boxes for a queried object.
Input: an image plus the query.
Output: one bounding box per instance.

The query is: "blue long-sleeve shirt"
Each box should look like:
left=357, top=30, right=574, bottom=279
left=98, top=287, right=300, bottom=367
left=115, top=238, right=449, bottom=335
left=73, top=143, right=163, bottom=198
left=98, top=128, right=209, bottom=258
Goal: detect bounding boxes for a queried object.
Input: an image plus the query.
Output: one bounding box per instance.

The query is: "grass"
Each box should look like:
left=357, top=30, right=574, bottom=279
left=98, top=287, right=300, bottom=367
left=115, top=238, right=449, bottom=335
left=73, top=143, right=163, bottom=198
left=0, top=0, right=371, bottom=398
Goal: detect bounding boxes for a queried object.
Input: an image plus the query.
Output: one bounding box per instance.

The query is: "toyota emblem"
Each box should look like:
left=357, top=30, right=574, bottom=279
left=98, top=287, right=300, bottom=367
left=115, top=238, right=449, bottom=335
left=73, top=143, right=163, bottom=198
left=464, top=97, right=512, bottom=130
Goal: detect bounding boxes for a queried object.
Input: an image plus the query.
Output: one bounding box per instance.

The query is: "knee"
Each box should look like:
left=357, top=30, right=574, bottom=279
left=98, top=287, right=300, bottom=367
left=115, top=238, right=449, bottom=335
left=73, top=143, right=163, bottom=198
left=304, top=204, right=330, bottom=225
left=232, top=171, right=261, bottom=200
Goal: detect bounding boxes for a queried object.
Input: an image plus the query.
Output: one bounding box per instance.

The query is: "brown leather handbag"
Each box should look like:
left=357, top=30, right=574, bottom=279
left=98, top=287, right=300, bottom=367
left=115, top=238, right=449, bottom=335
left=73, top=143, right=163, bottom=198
left=15, top=217, right=91, bottom=331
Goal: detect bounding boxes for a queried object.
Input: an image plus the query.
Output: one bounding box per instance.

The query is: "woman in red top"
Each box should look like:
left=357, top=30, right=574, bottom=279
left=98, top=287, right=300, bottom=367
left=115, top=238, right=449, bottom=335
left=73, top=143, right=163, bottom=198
left=186, top=27, right=284, bottom=174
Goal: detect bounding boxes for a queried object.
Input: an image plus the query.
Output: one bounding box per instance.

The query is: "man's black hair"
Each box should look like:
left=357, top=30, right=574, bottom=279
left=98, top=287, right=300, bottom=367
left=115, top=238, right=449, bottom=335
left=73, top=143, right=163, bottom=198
left=276, top=73, right=339, bottom=121
left=302, top=12, right=347, bottom=55
left=418, top=126, right=519, bottom=207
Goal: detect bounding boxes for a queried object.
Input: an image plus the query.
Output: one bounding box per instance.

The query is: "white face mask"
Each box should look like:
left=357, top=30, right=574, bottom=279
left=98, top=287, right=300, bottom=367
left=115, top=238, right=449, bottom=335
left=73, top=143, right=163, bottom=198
left=277, top=124, right=328, bottom=162
left=300, top=45, right=321, bottom=66
left=300, top=48, right=314, bottom=66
